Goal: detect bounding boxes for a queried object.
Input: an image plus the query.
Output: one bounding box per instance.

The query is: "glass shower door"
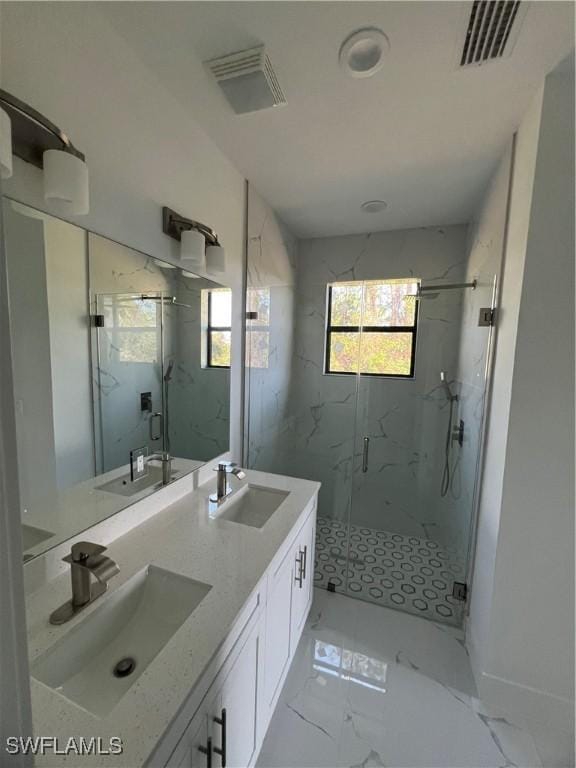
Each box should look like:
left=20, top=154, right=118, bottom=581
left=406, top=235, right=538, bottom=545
left=343, top=275, right=497, bottom=627
left=94, top=292, right=164, bottom=474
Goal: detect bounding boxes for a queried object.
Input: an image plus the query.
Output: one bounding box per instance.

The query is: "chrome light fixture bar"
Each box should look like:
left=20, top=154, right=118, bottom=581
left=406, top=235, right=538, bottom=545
left=0, top=88, right=85, bottom=168
left=0, top=88, right=89, bottom=214
left=162, top=206, right=226, bottom=274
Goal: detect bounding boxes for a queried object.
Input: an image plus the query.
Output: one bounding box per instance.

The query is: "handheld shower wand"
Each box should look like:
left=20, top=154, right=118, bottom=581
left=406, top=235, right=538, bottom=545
left=440, top=371, right=459, bottom=497
left=440, top=371, right=457, bottom=402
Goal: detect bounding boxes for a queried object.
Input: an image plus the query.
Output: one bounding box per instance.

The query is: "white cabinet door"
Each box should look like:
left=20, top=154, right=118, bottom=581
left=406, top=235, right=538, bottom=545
left=165, top=706, right=210, bottom=768
left=263, top=549, right=293, bottom=710
left=213, top=621, right=260, bottom=768
left=290, top=511, right=316, bottom=649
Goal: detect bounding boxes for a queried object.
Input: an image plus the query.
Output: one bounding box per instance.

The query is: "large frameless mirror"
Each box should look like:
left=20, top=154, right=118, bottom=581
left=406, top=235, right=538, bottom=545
left=3, top=199, right=231, bottom=561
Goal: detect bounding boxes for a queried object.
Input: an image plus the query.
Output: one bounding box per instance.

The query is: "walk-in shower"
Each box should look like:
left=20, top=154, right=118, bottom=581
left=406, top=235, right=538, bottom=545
left=244, top=190, right=497, bottom=628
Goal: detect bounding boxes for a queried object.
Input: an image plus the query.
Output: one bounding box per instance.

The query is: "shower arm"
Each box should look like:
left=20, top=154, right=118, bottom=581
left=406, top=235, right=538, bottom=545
left=417, top=279, right=477, bottom=296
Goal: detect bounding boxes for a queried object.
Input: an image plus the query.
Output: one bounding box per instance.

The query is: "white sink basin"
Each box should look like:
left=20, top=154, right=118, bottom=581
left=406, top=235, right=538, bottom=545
left=96, top=465, right=179, bottom=497
left=32, top=565, right=211, bottom=717
left=212, top=484, right=289, bottom=528
left=22, top=523, right=54, bottom=551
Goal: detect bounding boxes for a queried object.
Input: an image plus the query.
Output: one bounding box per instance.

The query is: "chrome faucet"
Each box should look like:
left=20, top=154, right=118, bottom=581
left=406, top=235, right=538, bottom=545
left=149, top=451, right=173, bottom=485
left=210, top=462, right=246, bottom=504
left=49, top=542, right=119, bottom=625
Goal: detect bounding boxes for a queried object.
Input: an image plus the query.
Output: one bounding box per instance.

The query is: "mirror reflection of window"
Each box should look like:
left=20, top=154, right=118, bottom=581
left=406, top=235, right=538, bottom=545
left=246, top=287, right=270, bottom=369
left=102, top=294, right=160, bottom=364
left=202, top=288, right=232, bottom=368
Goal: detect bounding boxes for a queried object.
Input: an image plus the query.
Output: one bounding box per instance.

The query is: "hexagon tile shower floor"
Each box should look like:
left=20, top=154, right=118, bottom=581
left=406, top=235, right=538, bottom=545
left=314, top=516, right=466, bottom=627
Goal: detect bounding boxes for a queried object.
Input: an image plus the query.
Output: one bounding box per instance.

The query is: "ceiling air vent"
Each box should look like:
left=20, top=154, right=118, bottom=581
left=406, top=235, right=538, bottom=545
left=460, top=1, right=526, bottom=67
left=205, top=45, right=287, bottom=115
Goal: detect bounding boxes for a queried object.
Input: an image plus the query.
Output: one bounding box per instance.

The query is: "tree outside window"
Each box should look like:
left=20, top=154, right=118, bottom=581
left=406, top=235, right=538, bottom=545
left=325, top=279, right=419, bottom=377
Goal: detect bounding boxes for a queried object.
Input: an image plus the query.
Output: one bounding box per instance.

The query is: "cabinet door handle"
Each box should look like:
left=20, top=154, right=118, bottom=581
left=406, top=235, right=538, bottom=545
left=301, top=545, right=308, bottom=581
left=362, top=436, right=370, bottom=473
left=198, top=736, right=212, bottom=768
left=213, top=709, right=226, bottom=767
left=295, top=551, right=304, bottom=588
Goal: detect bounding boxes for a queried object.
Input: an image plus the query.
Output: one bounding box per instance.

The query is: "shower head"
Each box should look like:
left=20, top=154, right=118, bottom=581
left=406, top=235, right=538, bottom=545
left=440, top=371, right=457, bottom=401
left=164, top=360, right=174, bottom=383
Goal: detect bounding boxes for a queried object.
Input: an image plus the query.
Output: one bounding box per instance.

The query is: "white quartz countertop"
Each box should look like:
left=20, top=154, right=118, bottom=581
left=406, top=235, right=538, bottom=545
left=25, top=469, right=320, bottom=767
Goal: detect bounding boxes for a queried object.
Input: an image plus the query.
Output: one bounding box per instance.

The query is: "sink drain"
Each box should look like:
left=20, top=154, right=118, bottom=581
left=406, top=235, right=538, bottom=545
left=113, top=657, right=136, bottom=678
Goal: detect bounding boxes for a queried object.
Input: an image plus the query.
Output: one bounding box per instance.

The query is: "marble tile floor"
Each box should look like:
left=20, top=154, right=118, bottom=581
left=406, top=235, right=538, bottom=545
left=256, top=588, right=551, bottom=768
left=314, top=517, right=465, bottom=627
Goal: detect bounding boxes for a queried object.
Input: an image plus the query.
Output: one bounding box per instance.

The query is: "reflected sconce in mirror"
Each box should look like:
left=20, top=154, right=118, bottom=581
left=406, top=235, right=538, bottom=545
left=0, top=88, right=89, bottom=214
left=162, top=206, right=226, bottom=275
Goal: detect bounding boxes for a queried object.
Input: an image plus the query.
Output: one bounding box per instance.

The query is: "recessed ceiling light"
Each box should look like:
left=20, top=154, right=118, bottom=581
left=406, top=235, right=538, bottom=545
left=339, top=28, right=390, bottom=78
left=182, top=270, right=200, bottom=278
left=361, top=200, right=388, bottom=213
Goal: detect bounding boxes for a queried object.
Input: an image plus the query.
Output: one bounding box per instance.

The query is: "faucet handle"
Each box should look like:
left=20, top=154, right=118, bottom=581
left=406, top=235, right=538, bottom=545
left=213, top=461, right=236, bottom=473
left=213, top=462, right=246, bottom=479
left=69, top=541, right=107, bottom=563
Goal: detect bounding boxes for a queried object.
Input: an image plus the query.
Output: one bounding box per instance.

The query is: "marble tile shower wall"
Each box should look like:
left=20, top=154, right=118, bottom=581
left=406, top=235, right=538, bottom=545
left=245, top=215, right=495, bottom=568
left=244, top=186, right=298, bottom=472
left=89, top=234, right=229, bottom=466
left=169, top=275, right=230, bottom=459
left=284, top=226, right=474, bottom=559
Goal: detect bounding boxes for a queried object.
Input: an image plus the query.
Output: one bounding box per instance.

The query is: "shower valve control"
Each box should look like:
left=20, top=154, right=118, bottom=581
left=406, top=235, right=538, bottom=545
left=452, top=419, right=465, bottom=447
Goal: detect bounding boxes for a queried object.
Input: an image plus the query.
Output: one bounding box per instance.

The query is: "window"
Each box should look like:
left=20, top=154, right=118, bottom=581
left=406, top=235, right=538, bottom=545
left=203, top=288, right=232, bottom=368
left=102, top=294, right=160, bottom=364
left=325, top=279, right=419, bottom=377
left=246, top=287, right=270, bottom=369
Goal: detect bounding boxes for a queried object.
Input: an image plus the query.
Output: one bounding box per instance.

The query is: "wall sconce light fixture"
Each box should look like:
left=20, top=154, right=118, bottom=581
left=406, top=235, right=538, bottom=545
left=162, top=206, right=226, bottom=275
left=0, top=88, right=89, bottom=215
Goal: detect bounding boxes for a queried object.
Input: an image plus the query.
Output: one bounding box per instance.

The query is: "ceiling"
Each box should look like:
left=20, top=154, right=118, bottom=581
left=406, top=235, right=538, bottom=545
left=101, top=1, right=574, bottom=238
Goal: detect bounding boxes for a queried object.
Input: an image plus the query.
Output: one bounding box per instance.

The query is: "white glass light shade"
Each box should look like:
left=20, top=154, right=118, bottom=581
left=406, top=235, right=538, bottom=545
left=206, top=243, right=226, bottom=274
left=0, top=108, right=13, bottom=179
left=43, top=149, right=89, bottom=215
left=181, top=228, right=205, bottom=266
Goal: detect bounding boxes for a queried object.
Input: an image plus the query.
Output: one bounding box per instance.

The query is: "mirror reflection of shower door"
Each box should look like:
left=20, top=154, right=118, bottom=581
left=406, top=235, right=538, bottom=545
left=342, top=275, right=497, bottom=627
left=95, top=293, right=164, bottom=473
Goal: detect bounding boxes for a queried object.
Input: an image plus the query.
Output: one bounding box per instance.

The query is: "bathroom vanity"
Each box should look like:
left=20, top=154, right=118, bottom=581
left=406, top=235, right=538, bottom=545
left=25, top=469, right=319, bottom=767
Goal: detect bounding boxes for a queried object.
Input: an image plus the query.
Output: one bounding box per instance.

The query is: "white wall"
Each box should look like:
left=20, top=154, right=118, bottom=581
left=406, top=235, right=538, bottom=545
left=3, top=203, right=59, bottom=525
left=44, top=217, right=94, bottom=488
left=468, top=60, right=574, bottom=742
left=244, top=183, right=298, bottom=469
left=0, top=1, right=246, bottom=458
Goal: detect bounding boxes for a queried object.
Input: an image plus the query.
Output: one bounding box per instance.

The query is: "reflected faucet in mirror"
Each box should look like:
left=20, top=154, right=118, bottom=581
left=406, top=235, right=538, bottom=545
left=2, top=200, right=232, bottom=562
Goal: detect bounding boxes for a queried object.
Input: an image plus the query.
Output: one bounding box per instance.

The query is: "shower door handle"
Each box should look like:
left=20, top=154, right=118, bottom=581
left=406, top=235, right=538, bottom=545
left=149, top=412, right=163, bottom=442
left=362, top=437, right=370, bottom=473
